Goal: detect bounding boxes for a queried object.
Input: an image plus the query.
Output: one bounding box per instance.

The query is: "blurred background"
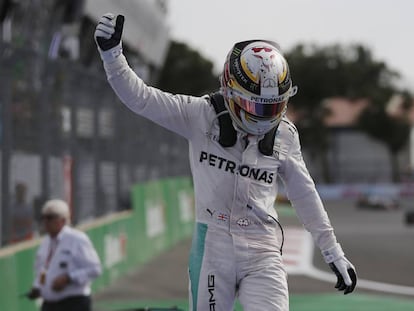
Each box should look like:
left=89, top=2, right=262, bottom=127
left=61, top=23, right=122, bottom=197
left=0, top=0, right=191, bottom=245
left=1, top=0, right=414, bottom=310
left=2, top=0, right=413, bottom=245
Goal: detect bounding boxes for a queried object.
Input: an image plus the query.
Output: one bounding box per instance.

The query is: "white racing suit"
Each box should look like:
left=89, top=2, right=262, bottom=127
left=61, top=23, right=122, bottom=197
left=103, top=55, right=338, bottom=311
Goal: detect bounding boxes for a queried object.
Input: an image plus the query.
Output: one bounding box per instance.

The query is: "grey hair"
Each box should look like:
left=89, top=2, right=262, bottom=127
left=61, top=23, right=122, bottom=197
left=42, top=199, right=71, bottom=224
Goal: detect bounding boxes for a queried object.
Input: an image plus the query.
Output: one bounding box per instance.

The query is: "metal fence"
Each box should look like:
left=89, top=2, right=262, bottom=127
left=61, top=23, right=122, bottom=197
left=0, top=43, right=190, bottom=245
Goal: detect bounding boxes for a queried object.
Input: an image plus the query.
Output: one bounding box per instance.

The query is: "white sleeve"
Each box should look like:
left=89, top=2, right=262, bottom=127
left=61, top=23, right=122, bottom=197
left=103, top=55, right=206, bottom=140
left=278, top=131, right=338, bottom=251
left=68, top=235, right=102, bottom=285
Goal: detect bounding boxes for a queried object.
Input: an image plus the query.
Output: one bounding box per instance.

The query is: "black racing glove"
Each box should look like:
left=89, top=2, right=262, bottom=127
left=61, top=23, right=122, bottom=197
left=322, top=243, right=357, bottom=295
left=26, top=287, right=41, bottom=300
left=94, top=13, right=125, bottom=61
left=329, top=261, right=357, bottom=294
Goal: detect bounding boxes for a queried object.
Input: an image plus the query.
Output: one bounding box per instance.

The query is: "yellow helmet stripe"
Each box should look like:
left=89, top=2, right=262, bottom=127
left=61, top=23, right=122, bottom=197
left=241, top=57, right=259, bottom=83
left=278, top=62, right=288, bottom=82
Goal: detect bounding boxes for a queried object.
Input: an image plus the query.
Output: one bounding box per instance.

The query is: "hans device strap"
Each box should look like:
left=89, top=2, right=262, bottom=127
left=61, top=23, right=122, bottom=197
left=209, top=92, right=277, bottom=156
left=210, top=92, right=237, bottom=147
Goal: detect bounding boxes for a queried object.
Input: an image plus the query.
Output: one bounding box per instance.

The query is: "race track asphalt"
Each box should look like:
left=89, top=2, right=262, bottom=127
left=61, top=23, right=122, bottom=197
left=93, top=199, right=414, bottom=310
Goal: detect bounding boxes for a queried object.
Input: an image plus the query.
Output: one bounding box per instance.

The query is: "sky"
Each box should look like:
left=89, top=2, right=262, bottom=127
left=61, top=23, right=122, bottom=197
left=167, top=0, right=414, bottom=91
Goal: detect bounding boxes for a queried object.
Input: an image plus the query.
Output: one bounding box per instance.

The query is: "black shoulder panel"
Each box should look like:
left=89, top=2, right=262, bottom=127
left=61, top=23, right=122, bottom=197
left=258, top=126, right=277, bottom=156
left=209, top=92, right=237, bottom=147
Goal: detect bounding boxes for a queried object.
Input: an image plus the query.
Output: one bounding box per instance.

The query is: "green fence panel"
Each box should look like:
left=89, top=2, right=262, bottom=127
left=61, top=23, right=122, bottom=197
left=143, top=180, right=170, bottom=258
left=131, top=182, right=149, bottom=264
left=176, top=177, right=195, bottom=239
left=162, top=178, right=181, bottom=246
left=15, top=247, right=38, bottom=311
left=87, top=213, right=135, bottom=293
left=0, top=253, right=20, bottom=311
left=87, top=224, right=107, bottom=291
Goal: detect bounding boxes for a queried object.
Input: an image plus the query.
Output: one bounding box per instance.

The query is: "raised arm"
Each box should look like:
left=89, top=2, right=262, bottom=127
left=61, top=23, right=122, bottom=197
left=94, top=13, right=206, bottom=140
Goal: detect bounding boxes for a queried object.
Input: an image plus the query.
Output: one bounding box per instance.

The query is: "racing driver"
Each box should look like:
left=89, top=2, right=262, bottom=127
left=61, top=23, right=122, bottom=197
left=94, top=13, right=357, bottom=311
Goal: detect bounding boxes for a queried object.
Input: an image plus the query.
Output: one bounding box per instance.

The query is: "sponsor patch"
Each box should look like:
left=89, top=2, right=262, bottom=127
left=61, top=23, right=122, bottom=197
left=208, top=274, right=216, bottom=310
left=199, top=151, right=274, bottom=184
left=237, top=218, right=250, bottom=227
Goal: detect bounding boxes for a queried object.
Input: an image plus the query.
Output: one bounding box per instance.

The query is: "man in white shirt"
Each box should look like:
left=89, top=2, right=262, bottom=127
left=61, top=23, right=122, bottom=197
left=27, top=199, right=102, bottom=311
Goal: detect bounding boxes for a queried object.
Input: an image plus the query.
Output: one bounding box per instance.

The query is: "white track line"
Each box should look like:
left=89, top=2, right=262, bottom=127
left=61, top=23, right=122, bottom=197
left=283, top=227, right=414, bottom=296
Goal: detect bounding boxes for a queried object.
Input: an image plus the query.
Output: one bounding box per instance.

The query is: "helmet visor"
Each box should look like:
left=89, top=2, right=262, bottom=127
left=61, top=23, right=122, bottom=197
left=233, top=96, right=287, bottom=119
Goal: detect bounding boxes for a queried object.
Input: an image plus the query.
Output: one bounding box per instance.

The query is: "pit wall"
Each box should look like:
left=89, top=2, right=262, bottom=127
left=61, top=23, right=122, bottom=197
left=0, top=177, right=194, bottom=311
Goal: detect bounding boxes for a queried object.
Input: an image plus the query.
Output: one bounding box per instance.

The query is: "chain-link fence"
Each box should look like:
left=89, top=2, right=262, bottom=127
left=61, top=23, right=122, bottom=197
left=0, top=42, right=190, bottom=246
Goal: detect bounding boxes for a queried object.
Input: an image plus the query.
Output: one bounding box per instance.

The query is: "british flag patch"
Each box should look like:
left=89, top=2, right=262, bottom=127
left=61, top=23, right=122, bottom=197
left=217, top=213, right=229, bottom=221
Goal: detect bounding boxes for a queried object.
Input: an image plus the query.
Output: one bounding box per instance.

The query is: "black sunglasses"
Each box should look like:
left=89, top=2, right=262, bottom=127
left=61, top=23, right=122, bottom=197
left=41, top=214, right=59, bottom=220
